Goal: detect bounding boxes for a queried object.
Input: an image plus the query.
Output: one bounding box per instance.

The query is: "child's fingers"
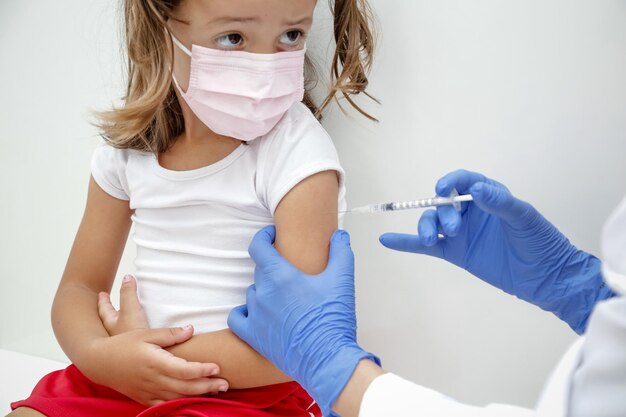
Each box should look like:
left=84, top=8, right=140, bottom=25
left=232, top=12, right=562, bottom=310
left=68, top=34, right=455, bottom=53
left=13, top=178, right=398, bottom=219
left=97, top=292, right=119, bottom=328
left=160, top=376, right=229, bottom=397
left=145, top=398, right=166, bottom=407
left=148, top=346, right=219, bottom=380
left=120, top=275, right=141, bottom=312
left=119, top=275, right=148, bottom=326
left=142, top=325, right=195, bottom=348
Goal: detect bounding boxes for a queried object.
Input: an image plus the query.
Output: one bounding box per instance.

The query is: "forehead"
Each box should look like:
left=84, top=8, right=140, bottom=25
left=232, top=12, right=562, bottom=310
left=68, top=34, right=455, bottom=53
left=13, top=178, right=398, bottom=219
left=177, top=0, right=317, bottom=26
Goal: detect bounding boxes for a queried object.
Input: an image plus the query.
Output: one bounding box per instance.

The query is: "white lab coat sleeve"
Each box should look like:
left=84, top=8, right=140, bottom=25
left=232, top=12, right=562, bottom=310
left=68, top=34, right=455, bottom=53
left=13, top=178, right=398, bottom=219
left=359, top=373, right=533, bottom=417
left=568, top=297, right=626, bottom=417
left=534, top=337, right=584, bottom=417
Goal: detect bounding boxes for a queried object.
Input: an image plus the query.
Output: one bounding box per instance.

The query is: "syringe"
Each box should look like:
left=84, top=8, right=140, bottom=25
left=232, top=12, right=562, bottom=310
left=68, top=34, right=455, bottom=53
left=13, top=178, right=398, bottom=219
left=344, top=189, right=473, bottom=214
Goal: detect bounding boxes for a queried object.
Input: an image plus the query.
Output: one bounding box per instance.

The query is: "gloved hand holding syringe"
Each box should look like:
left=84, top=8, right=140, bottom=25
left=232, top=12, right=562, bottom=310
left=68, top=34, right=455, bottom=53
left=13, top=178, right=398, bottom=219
left=342, top=188, right=473, bottom=214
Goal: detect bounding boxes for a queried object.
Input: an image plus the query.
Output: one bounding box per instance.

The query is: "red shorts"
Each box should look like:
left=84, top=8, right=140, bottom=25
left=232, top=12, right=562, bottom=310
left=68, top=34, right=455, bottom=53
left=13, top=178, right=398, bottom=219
left=11, top=365, right=320, bottom=417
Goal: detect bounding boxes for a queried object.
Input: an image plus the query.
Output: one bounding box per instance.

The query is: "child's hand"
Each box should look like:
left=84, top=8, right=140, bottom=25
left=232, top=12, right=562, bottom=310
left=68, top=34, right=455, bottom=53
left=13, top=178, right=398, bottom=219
left=92, top=275, right=230, bottom=404
left=98, top=275, right=148, bottom=336
left=85, top=325, right=229, bottom=406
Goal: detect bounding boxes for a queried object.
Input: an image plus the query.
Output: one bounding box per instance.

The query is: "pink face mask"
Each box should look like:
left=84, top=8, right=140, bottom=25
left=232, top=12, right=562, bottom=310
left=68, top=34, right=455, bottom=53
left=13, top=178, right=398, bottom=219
left=171, top=35, right=306, bottom=142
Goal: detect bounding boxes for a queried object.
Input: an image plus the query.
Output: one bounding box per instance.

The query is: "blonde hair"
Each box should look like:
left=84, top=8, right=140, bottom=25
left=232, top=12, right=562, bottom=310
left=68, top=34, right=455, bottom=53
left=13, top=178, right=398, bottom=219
left=96, top=0, right=378, bottom=153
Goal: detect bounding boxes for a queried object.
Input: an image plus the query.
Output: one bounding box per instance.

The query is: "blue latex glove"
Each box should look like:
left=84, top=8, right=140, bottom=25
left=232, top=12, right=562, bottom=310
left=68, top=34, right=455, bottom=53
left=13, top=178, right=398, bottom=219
left=228, top=226, right=380, bottom=417
left=380, top=170, right=615, bottom=334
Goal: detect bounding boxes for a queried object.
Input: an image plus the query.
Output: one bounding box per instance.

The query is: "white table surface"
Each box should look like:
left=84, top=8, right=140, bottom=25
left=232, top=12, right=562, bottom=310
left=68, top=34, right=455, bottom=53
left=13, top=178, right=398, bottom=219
left=0, top=349, right=68, bottom=415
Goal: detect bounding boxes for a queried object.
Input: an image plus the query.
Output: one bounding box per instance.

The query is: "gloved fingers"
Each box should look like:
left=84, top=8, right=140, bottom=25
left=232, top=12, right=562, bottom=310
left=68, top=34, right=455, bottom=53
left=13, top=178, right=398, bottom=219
left=253, top=265, right=264, bottom=288
left=227, top=304, right=250, bottom=339
left=245, top=284, right=258, bottom=311
left=248, top=226, right=295, bottom=285
left=469, top=182, right=533, bottom=224
left=325, top=230, right=355, bottom=275
left=379, top=233, right=445, bottom=258
left=417, top=209, right=440, bottom=246
left=246, top=283, right=256, bottom=297
left=435, top=169, right=488, bottom=196
left=248, top=226, right=280, bottom=265
left=436, top=205, right=462, bottom=237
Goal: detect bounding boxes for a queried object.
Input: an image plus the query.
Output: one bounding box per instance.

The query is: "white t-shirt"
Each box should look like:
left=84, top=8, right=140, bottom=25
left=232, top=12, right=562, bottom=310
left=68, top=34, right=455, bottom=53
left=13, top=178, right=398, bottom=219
left=91, top=102, right=346, bottom=333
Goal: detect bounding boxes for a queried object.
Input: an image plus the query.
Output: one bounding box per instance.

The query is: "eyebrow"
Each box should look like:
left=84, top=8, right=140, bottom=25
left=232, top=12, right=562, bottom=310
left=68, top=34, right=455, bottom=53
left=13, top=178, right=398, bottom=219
left=210, top=16, right=259, bottom=25
left=284, top=17, right=312, bottom=26
left=209, top=16, right=312, bottom=26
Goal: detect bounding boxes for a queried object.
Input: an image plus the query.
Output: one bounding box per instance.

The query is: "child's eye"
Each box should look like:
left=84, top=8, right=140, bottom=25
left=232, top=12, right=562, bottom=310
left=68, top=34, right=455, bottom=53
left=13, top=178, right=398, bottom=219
left=216, top=33, right=244, bottom=49
left=279, top=30, right=304, bottom=46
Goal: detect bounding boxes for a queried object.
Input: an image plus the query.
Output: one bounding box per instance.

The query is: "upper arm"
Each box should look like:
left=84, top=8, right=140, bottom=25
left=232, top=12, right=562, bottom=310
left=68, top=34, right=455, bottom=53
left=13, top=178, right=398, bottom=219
left=58, top=176, right=133, bottom=293
left=273, top=170, right=339, bottom=275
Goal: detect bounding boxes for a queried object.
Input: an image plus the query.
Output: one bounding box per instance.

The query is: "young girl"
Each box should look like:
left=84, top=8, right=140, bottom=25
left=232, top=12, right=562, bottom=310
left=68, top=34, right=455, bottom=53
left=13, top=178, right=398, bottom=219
left=11, top=0, right=376, bottom=416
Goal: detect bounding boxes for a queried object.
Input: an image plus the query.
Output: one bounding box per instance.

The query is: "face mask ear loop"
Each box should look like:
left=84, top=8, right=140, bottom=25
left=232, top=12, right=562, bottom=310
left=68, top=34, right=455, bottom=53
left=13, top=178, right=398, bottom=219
left=166, top=30, right=192, bottom=94
left=170, top=33, right=193, bottom=57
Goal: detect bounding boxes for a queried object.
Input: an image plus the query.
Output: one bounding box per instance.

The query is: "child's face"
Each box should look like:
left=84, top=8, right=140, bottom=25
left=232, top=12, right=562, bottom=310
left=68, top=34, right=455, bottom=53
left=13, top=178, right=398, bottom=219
left=167, top=0, right=316, bottom=135
left=169, top=0, right=316, bottom=54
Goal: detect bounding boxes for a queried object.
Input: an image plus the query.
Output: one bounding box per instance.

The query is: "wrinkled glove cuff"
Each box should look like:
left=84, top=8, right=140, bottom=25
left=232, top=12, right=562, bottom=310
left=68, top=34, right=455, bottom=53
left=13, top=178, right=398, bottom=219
left=545, top=251, right=616, bottom=334
left=305, top=343, right=381, bottom=417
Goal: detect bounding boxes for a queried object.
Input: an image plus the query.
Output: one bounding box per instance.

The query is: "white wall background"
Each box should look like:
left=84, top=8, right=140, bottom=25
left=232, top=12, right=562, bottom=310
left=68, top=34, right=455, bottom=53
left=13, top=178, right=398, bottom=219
left=2, top=0, right=626, bottom=410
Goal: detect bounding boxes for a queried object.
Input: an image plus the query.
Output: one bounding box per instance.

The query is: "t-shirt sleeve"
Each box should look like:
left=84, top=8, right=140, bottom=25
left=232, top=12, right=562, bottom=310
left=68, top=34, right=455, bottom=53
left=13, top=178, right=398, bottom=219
left=257, top=112, right=347, bottom=217
left=90, top=143, right=130, bottom=201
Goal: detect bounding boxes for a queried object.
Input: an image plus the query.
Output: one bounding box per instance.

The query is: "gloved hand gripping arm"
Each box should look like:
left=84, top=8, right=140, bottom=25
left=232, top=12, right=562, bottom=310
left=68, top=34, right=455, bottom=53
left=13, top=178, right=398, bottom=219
left=228, top=227, right=380, bottom=417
